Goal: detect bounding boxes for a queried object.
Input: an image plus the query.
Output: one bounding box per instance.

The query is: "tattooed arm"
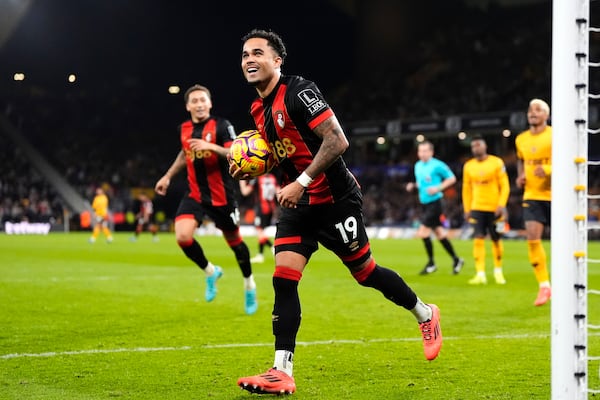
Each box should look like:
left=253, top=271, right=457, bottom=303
left=276, top=115, right=349, bottom=208
left=302, top=115, right=349, bottom=180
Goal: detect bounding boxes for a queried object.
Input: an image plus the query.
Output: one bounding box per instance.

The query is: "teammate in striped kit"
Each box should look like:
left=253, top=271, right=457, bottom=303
left=232, top=29, right=442, bottom=395
left=154, top=84, right=257, bottom=315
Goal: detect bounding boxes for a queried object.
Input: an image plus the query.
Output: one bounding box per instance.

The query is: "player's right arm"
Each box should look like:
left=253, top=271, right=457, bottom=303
left=155, top=150, right=186, bottom=195
left=277, top=114, right=348, bottom=209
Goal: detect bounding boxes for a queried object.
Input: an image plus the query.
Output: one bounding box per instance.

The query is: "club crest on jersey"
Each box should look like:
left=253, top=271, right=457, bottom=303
left=275, top=111, right=285, bottom=129
left=205, top=133, right=213, bottom=142
left=298, top=89, right=326, bottom=116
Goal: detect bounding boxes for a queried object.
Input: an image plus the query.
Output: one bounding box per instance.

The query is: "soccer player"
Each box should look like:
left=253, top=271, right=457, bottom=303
left=239, top=173, right=279, bottom=263
left=89, top=187, right=113, bottom=243
left=131, top=193, right=159, bottom=242
left=154, top=84, right=258, bottom=315
left=515, top=98, right=552, bottom=306
left=406, top=141, right=464, bottom=275
left=462, top=136, right=510, bottom=285
left=231, top=29, right=442, bottom=395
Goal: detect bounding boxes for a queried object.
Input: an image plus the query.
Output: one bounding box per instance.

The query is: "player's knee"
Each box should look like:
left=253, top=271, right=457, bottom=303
left=350, top=259, right=376, bottom=285
left=175, top=231, right=194, bottom=244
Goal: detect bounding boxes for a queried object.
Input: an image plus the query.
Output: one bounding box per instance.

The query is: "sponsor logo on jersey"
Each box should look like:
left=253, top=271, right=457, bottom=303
left=297, top=89, right=326, bottom=116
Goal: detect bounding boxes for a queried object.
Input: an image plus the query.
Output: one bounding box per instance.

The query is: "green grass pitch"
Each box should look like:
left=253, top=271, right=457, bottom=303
left=1, top=232, right=599, bottom=399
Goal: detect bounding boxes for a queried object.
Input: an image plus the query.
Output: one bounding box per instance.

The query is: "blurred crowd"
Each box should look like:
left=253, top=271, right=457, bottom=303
left=1, top=1, right=599, bottom=234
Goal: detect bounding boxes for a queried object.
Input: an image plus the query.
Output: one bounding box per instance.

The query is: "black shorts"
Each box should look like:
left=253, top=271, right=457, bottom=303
left=522, top=200, right=551, bottom=226
left=274, top=191, right=371, bottom=269
left=176, top=196, right=240, bottom=232
left=254, top=211, right=274, bottom=229
left=468, top=210, right=501, bottom=241
left=420, top=199, right=443, bottom=228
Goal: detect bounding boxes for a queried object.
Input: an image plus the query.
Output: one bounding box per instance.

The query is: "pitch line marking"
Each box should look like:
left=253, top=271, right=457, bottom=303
left=3, top=332, right=599, bottom=360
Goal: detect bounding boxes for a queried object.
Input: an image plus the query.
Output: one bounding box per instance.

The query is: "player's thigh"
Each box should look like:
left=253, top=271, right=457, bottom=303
left=470, top=210, right=493, bottom=238
left=274, top=207, right=318, bottom=260
left=316, top=195, right=371, bottom=271
left=205, top=205, right=240, bottom=232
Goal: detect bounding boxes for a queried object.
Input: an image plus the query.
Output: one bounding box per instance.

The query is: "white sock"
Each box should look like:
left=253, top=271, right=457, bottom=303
left=204, top=262, right=215, bottom=276
left=477, top=271, right=486, bottom=278
left=274, top=350, right=294, bottom=376
left=411, top=298, right=432, bottom=323
left=244, top=275, right=256, bottom=290
left=494, top=267, right=503, bottom=274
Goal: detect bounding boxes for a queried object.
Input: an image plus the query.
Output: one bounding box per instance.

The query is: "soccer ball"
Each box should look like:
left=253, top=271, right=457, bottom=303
left=229, top=130, right=275, bottom=177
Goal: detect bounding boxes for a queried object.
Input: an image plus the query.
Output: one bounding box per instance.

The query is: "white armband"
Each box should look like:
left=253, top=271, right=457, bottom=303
left=296, top=171, right=313, bottom=188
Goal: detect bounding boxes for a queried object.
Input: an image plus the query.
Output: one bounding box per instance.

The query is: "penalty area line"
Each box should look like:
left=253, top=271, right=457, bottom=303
left=3, top=331, right=591, bottom=360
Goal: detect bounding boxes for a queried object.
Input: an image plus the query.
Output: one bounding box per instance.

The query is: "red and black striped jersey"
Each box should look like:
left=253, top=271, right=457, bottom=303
left=179, top=116, right=238, bottom=206
left=249, top=75, right=359, bottom=205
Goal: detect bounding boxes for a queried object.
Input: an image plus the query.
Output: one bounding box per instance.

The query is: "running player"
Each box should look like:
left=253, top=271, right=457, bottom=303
left=154, top=84, right=257, bottom=315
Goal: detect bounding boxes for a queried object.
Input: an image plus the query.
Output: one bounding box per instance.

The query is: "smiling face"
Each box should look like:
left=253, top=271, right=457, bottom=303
left=241, top=37, right=282, bottom=96
left=185, top=89, right=212, bottom=123
left=527, top=99, right=549, bottom=129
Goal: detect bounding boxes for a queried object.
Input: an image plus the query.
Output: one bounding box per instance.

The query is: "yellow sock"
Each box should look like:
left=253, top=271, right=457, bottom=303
left=527, top=240, right=549, bottom=284
left=473, top=238, right=486, bottom=273
left=491, top=240, right=503, bottom=268
left=103, top=227, right=112, bottom=239
left=92, top=226, right=100, bottom=239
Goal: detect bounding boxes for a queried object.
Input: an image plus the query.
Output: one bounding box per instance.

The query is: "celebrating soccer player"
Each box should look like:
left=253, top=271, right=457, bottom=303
left=231, top=29, right=442, bottom=395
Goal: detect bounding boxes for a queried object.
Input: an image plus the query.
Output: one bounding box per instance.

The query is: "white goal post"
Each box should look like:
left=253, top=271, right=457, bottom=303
left=551, top=0, right=590, bottom=398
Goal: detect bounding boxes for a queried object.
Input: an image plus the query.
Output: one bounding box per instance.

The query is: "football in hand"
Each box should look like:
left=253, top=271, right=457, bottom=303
left=229, top=130, right=275, bottom=177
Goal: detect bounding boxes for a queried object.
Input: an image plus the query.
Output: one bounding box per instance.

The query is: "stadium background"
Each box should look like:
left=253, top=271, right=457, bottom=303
left=0, top=0, right=599, bottom=237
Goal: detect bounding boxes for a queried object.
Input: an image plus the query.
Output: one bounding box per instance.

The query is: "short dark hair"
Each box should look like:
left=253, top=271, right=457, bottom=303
left=418, top=140, right=434, bottom=151
left=242, top=29, right=287, bottom=64
left=471, top=134, right=485, bottom=142
left=184, top=84, right=211, bottom=104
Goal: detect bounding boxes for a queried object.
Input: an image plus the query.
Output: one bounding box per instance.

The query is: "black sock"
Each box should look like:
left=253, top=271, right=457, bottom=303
left=179, top=240, right=208, bottom=270
left=273, top=277, right=302, bottom=353
left=423, top=237, right=434, bottom=264
left=231, top=242, right=252, bottom=278
left=359, top=265, right=418, bottom=309
left=440, top=238, right=458, bottom=259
